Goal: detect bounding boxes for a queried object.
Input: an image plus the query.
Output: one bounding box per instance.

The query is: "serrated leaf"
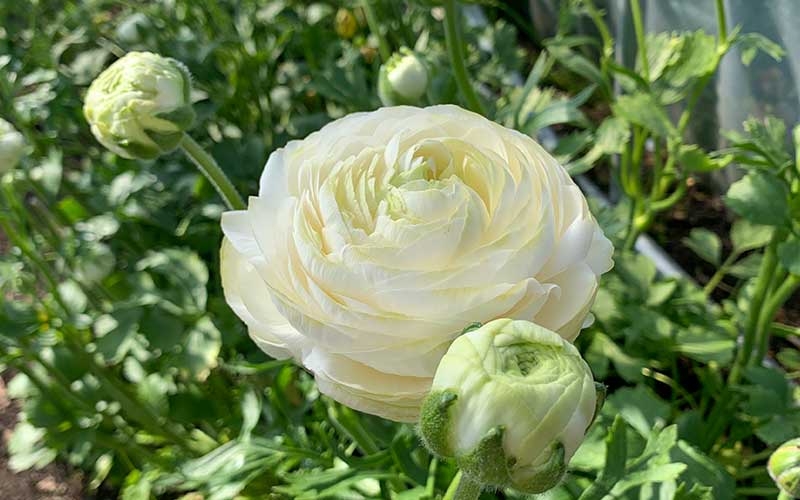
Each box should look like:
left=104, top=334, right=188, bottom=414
left=735, top=32, right=785, bottom=66
left=725, top=171, right=789, bottom=226
left=730, top=219, right=773, bottom=253
left=176, top=317, right=222, bottom=381
left=663, top=31, right=718, bottom=86
left=678, top=144, right=732, bottom=173
left=608, top=385, right=670, bottom=437
left=778, top=237, right=800, bottom=275
left=612, top=93, right=676, bottom=137
left=682, top=228, right=721, bottom=265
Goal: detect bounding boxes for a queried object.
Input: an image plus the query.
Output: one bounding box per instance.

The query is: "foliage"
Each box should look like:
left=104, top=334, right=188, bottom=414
left=0, top=1, right=798, bottom=499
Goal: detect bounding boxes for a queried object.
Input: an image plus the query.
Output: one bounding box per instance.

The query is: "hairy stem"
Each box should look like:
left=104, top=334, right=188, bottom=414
left=180, top=134, right=246, bottom=211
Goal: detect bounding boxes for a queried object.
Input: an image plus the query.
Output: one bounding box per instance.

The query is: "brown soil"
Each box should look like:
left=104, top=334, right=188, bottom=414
left=0, top=375, right=84, bottom=500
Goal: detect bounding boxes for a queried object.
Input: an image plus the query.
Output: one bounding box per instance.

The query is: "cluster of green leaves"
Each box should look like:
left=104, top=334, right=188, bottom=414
left=544, top=0, right=784, bottom=250
left=0, top=1, right=576, bottom=499
left=2, top=0, right=799, bottom=499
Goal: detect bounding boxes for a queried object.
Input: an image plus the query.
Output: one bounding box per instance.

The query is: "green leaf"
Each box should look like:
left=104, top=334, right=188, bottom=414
left=778, top=236, right=800, bottom=275
left=588, top=333, right=646, bottom=383
left=682, top=228, right=721, bottom=265
left=724, top=171, right=789, bottom=226
left=678, top=144, right=732, bottom=173
left=675, top=326, right=735, bottom=365
left=640, top=32, right=683, bottom=82
left=730, top=219, right=773, bottom=254
left=671, top=440, right=736, bottom=499
left=735, top=32, right=785, bottom=66
left=136, top=248, right=209, bottom=315
left=121, top=470, right=153, bottom=500
left=607, top=385, right=670, bottom=437
left=7, top=422, right=57, bottom=471
left=566, top=117, right=631, bottom=175
left=93, top=308, right=143, bottom=365
left=57, top=280, right=88, bottom=314
left=663, top=31, right=718, bottom=87
left=239, top=386, right=262, bottom=441
left=612, top=93, right=676, bottom=137
left=175, top=317, right=222, bottom=381
left=577, top=416, right=628, bottom=500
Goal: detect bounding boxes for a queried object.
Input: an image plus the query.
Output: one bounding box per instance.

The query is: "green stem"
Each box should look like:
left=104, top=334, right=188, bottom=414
left=715, top=0, right=728, bottom=42
left=629, top=0, right=649, bottom=82
left=703, top=251, right=740, bottom=298
left=443, top=0, right=487, bottom=116
left=180, top=134, right=246, bottom=211
left=728, top=232, right=783, bottom=385
left=361, top=0, right=391, bottom=62
left=443, top=471, right=481, bottom=500
left=753, top=274, right=800, bottom=363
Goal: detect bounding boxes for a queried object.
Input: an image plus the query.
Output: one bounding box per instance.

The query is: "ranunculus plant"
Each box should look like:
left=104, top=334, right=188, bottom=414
left=419, top=319, right=602, bottom=496
left=220, top=105, right=613, bottom=421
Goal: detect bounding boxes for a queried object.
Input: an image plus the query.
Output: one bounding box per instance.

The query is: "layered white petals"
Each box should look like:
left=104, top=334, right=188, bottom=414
left=221, top=105, right=613, bottom=422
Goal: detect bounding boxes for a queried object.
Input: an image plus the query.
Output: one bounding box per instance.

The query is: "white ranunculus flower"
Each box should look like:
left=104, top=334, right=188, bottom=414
left=221, top=105, right=613, bottom=422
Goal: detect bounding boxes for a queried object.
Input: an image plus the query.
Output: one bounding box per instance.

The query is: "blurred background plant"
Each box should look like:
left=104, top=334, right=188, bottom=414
left=0, top=0, right=798, bottom=499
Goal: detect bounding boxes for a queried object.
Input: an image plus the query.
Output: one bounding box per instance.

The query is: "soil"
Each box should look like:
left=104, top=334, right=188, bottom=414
left=0, top=374, right=84, bottom=500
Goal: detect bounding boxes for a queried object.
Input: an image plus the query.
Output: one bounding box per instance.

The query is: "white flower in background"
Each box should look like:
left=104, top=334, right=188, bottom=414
left=378, top=48, right=429, bottom=106
left=0, top=118, right=26, bottom=173
left=221, top=105, right=613, bottom=422
left=83, top=51, right=195, bottom=160
left=419, top=319, right=601, bottom=494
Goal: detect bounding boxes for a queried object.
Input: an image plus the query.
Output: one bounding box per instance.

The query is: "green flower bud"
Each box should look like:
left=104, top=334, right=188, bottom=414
left=419, top=319, right=600, bottom=494
left=0, top=118, right=26, bottom=173
left=769, top=438, right=800, bottom=497
left=83, top=51, right=195, bottom=160
left=378, top=48, right=429, bottom=106
left=334, top=8, right=358, bottom=39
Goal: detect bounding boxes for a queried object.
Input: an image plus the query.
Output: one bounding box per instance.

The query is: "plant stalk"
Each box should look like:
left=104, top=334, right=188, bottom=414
left=728, top=232, right=782, bottom=385
left=443, top=0, right=487, bottom=116
left=753, top=274, right=800, bottom=363
left=180, top=134, right=246, bottom=211
left=443, top=471, right=481, bottom=500
left=361, top=0, right=391, bottom=62
left=629, top=0, right=649, bottom=82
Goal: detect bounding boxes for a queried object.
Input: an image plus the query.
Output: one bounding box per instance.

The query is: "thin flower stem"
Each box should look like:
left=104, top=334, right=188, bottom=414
left=443, top=0, right=487, bottom=116
left=629, top=0, right=649, bottom=82
left=753, top=274, right=800, bottom=363
left=361, top=0, right=391, bottom=62
left=180, top=134, right=246, bottom=211
left=729, top=232, right=783, bottom=385
left=715, top=0, right=728, bottom=42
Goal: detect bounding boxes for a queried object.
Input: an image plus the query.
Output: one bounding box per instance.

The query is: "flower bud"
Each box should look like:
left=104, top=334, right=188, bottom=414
left=378, top=48, right=429, bottom=106
left=83, top=51, right=195, bottom=160
left=419, top=319, right=601, bottom=494
left=769, top=438, right=800, bottom=497
left=0, top=118, right=26, bottom=173
left=334, top=8, right=358, bottom=39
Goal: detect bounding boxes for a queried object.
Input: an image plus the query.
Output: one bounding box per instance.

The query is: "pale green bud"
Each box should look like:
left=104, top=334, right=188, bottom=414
left=769, top=438, right=800, bottom=497
left=334, top=8, right=358, bottom=39
left=419, top=319, right=601, bottom=494
left=0, top=118, right=26, bottom=173
left=378, top=48, right=429, bottom=106
left=83, top=52, right=195, bottom=160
